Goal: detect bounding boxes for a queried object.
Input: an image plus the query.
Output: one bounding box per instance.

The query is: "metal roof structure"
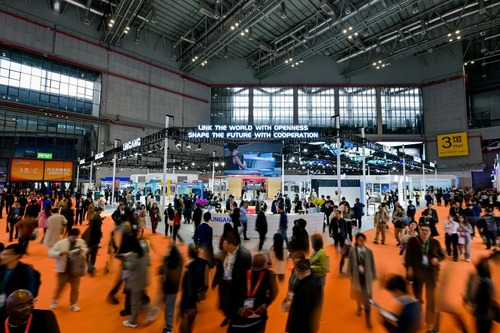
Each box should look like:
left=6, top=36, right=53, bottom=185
left=46, top=0, right=500, bottom=79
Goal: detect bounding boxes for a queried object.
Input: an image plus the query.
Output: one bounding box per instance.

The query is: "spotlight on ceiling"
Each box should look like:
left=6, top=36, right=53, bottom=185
left=412, top=3, right=419, bottom=14
left=175, top=140, right=182, bottom=150
left=280, top=2, right=287, bottom=19
left=186, top=143, right=191, bottom=150
left=478, top=0, right=486, bottom=14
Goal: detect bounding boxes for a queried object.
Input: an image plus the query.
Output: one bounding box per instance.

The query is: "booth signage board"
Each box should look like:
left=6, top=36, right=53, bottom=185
left=37, top=152, right=53, bottom=159
left=123, top=137, right=141, bottom=151
left=436, top=132, right=469, bottom=157
left=189, top=124, right=319, bottom=140
left=44, top=161, right=74, bottom=181
left=10, top=159, right=44, bottom=181
left=95, top=152, right=104, bottom=160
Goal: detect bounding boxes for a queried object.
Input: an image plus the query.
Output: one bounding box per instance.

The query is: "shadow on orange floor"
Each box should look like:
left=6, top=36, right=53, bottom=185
left=3, top=204, right=499, bottom=332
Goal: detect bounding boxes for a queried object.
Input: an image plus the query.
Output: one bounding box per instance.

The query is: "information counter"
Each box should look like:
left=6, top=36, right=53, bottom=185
left=207, top=212, right=324, bottom=238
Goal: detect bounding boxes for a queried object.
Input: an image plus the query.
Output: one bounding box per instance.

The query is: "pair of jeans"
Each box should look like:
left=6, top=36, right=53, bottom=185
left=164, top=294, right=177, bottom=330
left=86, top=245, right=99, bottom=273
left=280, top=228, right=289, bottom=247
left=445, top=233, right=459, bottom=259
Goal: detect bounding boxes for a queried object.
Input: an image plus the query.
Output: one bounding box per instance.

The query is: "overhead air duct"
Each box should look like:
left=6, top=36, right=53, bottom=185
left=52, top=0, right=63, bottom=15
left=320, top=1, right=336, bottom=16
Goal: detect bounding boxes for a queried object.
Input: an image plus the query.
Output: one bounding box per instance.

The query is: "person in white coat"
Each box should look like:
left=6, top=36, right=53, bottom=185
left=48, top=228, right=88, bottom=312
left=43, top=208, right=67, bottom=248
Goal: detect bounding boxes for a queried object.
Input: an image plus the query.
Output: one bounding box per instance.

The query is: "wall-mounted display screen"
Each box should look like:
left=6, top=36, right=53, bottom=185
left=44, top=161, right=74, bottom=181
left=10, top=159, right=45, bottom=181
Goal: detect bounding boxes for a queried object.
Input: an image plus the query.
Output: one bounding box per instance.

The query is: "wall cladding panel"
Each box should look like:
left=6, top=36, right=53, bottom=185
left=54, top=33, right=108, bottom=70
left=150, top=68, right=184, bottom=92
left=105, top=75, right=149, bottom=120
left=108, top=52, right=150, bottom=83
left=0, top=12, right=53, bottom=54
left=148, top=87, right=183, bottom=125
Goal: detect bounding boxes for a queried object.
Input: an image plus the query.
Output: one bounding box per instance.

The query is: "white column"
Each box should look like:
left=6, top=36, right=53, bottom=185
left=89, top=150, right=94, bottom=191
left=212, top=151, right=216, bottom=192
left=434, top=160, right=437, bottom=179
left=111, top=140, right=118, bottom=206
left=336, top=117, right=341, bottom=202
left=161, top=116, right=170, bottom=216
left=422, top=163, right=426, bottom=191
left=76, top=161, right=80, bottom=193
left=402, top=145, right=406, bottom=204
left=361, top=128, right=366, bottom=204
left=281, top=141, right=285, bottom=194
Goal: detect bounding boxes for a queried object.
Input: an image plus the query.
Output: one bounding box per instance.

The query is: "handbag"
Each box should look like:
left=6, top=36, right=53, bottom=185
left=398, top=241, right=406, bottom=255
left=69, top=253, right=86, bottom=277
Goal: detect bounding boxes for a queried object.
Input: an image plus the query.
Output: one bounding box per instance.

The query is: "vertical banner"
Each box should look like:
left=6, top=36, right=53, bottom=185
left=267, top=177, right=282, bottom=199
left=227, top=176, right=243, bottom=199
left=167, top=180, right=171, bottom=197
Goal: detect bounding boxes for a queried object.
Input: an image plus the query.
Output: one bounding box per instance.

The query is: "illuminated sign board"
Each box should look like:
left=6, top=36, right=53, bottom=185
left=79, top=159, right=86, bottom=165
left=436, top=132, right=469, bottom=157
left=37, top=152, right=53, bottom=159
left=414, top=157, right=422, bottom=163
left=95, top=152, right=104, bottom=160
left=123, top=137, right=141, bottom=151
left=188, top=125, right=319, bottom=140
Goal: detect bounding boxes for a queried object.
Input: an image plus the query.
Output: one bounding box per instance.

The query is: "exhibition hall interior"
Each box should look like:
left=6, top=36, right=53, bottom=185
left=0, top=0, right=500, bottom=332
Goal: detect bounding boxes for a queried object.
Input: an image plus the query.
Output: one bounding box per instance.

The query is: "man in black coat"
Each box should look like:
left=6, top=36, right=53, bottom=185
left=4, top=191, right=14, bottom=216
left=25, top=200, right=41, bottom=219
left=404, top=224, right=444, bottom=333
left=255, top=203, right=268, bottom=251
left=285, top=259, right=323, bottom=333
left=284, top=194, right=292, bottom=214
left=213, top=230, right=251, bottom=327
left=192, top=203, right=203, bottom=230
left=1, top=289, right=60, bottom=333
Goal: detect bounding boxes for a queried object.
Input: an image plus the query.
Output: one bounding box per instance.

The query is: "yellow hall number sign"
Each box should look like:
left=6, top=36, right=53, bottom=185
left=436, top=132, right=469, bottom=157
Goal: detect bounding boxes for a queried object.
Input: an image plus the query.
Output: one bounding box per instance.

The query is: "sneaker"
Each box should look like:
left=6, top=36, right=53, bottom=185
left=465, top=259, right=470, bottom=262
left=123, top=320, right=137, bottom=328
left=145, top=306, right=160, bottom=325
left=49, top=300, right=57, bottom=309
left=373, top=240, right=379, bottom=244
left=69, top=304, right=81, bottom=312
left=162, top=329, right=172, bottom=333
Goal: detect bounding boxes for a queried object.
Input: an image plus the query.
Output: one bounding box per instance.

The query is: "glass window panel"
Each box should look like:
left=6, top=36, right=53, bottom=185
left=381, top=87, right=423, bottom=134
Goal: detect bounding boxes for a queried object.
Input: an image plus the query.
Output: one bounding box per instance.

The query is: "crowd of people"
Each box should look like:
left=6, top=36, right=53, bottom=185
left=0, top=185, right=499, bottom=333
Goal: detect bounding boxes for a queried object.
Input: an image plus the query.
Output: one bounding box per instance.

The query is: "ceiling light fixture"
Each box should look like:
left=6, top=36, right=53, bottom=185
left=280, top=2, right=287, bottom=19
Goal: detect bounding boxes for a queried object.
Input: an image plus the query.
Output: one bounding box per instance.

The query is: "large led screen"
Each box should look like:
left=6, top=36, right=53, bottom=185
left=44, top=161, right=74, bottom=181
left=224, top=142, right=282, bottom=177
left=10, top=159, right=44, bottom=181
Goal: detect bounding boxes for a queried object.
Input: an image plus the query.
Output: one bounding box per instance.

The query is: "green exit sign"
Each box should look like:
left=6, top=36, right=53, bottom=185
left=37, top=152, right=53, bottom=159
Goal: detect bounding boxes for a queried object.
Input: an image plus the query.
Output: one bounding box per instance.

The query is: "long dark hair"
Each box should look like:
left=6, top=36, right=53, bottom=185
left=44, top=203, right=52, bottom=217
left=222, top=223, right=233, bottom=237
left=272, top=233, right=284, bottom=261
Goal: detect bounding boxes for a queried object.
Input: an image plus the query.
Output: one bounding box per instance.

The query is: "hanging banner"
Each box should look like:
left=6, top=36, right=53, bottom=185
left=436, top=132, right=469, bottom=157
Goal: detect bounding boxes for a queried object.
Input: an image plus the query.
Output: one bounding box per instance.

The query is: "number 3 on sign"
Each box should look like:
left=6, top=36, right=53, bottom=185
left=441, top=136, right=452, bottom=149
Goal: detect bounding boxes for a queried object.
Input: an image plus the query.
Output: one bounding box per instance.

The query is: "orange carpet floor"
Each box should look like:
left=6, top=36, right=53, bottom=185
left=1, top=204, right=499, bottom=333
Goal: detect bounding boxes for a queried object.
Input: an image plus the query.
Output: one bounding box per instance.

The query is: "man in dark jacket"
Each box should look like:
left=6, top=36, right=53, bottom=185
left=25, top=199, right=41, bottom=219
left=214, top=230, right=251, bottom=327
left=285, top=259, right=323, bottom=333
left=227, top=254, right=278, bottom=332
left=255, top=203, right=268, bottom=251
left=1, top=289, right=60, bottom=333
left=404, top=224, right=444, bottom=332
left=383, top=275, right=421, bottom=333
left=278, top=205, right=289, bottom=248
left=0, top=244, right=40, bottom=317
left=352, top=198, right=365, bottom=229
left=4, top=192, right=14, bottom=216
left=193, top=212, right=213, bottom=249
left=284, top=194, right=292, bottom=214
left=192, top=203, right=203, bottom=230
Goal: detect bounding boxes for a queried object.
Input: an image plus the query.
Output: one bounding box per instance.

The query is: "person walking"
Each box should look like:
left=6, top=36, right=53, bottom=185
left=352, top=198, right=365, bottom=229
left=7, top=202, right=24, bottom=242
left=255, top=203, right=268, bottom=251
left=240, top=201, right=250, bottom=240
left=172, top=209, right=184, bottom=243
left=159, top=243, right=183, bottom=333
left=373, top=205, right=389, bottom=245
left=83, top=207, right=103, bottom=276
left=443, top=215, right=459, bottom=261
left=392, top=205, right=406, bottom=246
left=285, top=259, right=323, bottom=333
left=149, top=202, right=160, bottom=235
left=43, top=207, right=67, bottom=249
left=37, top=203, right=52, bottom=240
left=278, top=204, right=289, bottom=248
left=457, top=214, right=473, bottom=262
left=404, top=224, right=445, bottom=332
left=48, top=228, right=88, bottom=312
left=348, top=233, right=376, bottom=329
left=226, top=253, right=278, bottom=333
left=75, top=198, right=84, bottom=226
left=269, top=233, right=286, bottom=282
left=309, top=233, right=328, bottom=288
